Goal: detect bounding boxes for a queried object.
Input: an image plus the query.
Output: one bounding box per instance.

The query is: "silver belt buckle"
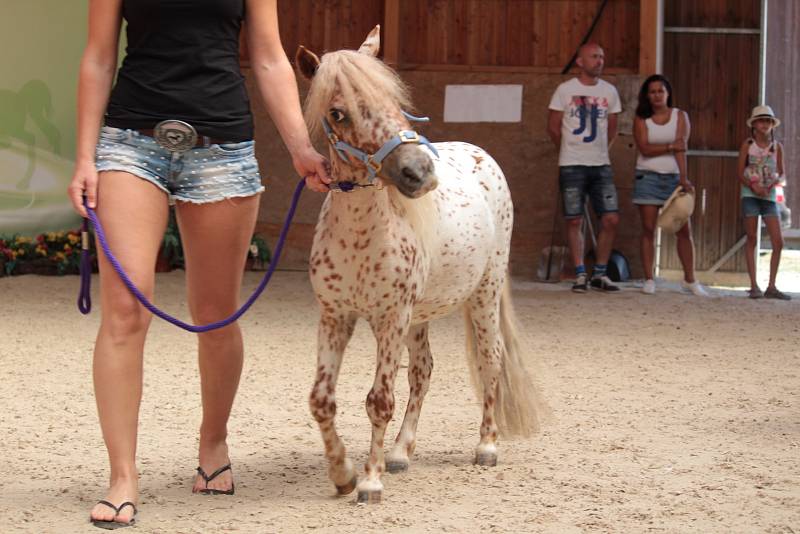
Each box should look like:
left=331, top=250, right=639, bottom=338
left=153, top=120, right=198, bottom=152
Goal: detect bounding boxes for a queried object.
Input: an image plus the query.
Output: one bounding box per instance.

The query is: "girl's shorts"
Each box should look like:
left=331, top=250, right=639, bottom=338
left=95, top=126, right=265, bottom=203
left=632, top=171, right=680, bottom=205
left=741, top=196, right=779, bottom=218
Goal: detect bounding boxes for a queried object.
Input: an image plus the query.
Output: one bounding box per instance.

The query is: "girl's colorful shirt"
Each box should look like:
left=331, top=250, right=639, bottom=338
left=741, top=139, right=778, bottom=201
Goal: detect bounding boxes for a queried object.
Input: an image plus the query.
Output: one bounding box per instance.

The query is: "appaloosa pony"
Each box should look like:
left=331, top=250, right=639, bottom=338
left=296, top=26, right=546, bottom=504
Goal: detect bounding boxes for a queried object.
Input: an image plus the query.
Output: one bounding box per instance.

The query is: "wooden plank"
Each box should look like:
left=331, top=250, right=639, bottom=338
left=383, top=0, right=400, bottom=64
left=639, top=0, right=659, bottom=74
left=394, top=63, right=638, bottom=75
left=767, top=0, right=800, bottom=228
left=665, top=0, right=760, bottom=29
left=447, top=0, right=468, bottom=65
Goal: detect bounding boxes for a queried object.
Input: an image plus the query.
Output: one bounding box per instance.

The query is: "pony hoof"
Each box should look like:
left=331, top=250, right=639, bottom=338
left=335, top=476, right=358, bottom=495
left=474, top=452, right=497, bottom=467
left=385, top=460, right=408, bottom=474
left=356, top=489, right=382, bottom=504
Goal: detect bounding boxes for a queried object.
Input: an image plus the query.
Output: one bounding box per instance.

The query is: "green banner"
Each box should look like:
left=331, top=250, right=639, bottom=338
left=0, top=1, right=89, bottom=235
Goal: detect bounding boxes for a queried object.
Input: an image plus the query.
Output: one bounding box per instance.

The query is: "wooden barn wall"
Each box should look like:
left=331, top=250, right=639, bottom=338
left=397, top=0, right=640, bottom=72
left=276, top=1, right=384, bottom=59
left=246, top=0, right=646, bottom=277
left=767, top=0, right=800, bottom=229
left=659, top=0, right=761, bottom=275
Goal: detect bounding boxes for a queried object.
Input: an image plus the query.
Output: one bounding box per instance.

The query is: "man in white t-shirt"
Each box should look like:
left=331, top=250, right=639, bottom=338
left=547, top=43, right=622, bottom=293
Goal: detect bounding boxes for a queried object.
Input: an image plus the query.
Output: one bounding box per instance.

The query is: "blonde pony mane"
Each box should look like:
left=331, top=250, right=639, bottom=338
left=303, top=49, right=440, bottom=254
left=303, top=50, right=413, bottom=140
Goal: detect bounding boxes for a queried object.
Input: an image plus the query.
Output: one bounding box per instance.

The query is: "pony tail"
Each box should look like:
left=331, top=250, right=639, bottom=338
left=494, top=277, right=549, bottom=437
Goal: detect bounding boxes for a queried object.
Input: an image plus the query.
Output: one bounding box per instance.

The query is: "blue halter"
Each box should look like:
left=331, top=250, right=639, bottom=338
left=323, top=110, right=439, bottom=192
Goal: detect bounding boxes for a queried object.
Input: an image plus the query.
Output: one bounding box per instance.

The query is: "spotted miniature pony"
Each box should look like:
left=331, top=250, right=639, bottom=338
left=297, top=26, right=546, bottom=504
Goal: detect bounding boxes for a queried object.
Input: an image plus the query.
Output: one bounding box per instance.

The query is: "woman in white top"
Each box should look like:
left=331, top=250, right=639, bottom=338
left=633, top=74, right=707, bottom=296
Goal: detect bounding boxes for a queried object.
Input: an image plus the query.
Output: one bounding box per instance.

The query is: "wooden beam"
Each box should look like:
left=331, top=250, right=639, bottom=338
left=639, top=0, right=660, bottom=74
left=384, top=0, right=400, bottom=65
left=395, top=63, right=638, bottom=75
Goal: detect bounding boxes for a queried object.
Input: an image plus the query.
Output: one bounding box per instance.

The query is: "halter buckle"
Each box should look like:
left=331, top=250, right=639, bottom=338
left=399, top=130, right=420, bottom=143
left=366, top=157, right=382, bottom=175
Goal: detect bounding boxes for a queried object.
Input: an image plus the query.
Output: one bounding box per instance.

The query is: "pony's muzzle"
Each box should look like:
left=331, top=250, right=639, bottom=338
left=384, top=145, right=438, bottom=198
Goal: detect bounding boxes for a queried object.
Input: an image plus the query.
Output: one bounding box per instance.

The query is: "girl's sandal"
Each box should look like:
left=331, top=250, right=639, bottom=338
left=748, top=288, right=763, bottom=299
left=194, top=463, right=235, bottom=495
left=764, top=288, right=791, bottom=300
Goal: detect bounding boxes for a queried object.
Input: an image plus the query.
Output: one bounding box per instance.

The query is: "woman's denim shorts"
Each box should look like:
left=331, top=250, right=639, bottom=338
left=632, top=171, right=680, bottom=205
left=741, top=196, right=779, bottom=218
left=95, top=126, right=264, bottom=203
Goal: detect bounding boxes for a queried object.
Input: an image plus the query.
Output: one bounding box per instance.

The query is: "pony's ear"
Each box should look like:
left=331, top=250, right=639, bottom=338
left=358, top=25, right=381, bottom=57
left=295, top=45, right=321, bottom=80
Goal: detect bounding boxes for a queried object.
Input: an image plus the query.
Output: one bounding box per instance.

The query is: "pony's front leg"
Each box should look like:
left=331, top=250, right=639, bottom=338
left=386, top=323, right=433, bottom=473
left=310, top=314, right=358, bottom=495
left=357, top=312, right=410, bottom=504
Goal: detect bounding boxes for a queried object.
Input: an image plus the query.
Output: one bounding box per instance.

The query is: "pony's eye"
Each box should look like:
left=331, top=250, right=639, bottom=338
left=329, top=108, right=347, bottom=123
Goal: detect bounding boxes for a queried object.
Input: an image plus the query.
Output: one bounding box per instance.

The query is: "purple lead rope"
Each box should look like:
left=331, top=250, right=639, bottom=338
left=77, top=178, right=306, bottom=333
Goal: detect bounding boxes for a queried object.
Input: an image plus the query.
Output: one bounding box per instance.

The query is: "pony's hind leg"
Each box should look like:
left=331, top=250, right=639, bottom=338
left=358, top=311, right=411, bottom=503
left=386, top=322, right=433, bottom=474
left=465, top=295, right=503, bottom=467
left=310, top=314, right=358, bottom=495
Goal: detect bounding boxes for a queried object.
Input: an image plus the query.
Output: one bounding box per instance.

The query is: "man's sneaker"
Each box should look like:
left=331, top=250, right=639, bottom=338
left=642, top=279, right=656, bottom=295
left=572, top=273, right=588, bottom=293
left=681, top=280, right=709, bottom=297
left=590, top=275, right=620, bottom=292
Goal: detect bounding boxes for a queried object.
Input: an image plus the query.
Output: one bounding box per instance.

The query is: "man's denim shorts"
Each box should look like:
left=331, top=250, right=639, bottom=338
left=558, top=165, right=618, bottom=218
left=95, top=126, right=264, bottom=203
left=633, top=171, right=680, bottom=206
left=742, top=196, right=779, bottom=218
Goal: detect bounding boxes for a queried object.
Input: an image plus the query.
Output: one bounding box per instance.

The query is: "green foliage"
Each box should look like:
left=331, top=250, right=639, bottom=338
left=161, top=208, right=184, bottom=269
left=248, top=234, right=271, bottom=270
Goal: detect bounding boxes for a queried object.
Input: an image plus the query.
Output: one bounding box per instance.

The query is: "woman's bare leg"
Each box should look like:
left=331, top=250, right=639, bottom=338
left=675, top=220, right=696, bottom=283
left=638, top=205, right=659, bottom=279
left=176, top=195, right=260, bottom=493
left=90, top=171, right=168, bottom=523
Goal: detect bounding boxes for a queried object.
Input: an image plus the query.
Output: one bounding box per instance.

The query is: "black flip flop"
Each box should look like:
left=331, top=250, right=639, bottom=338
left=90, top=500, right=137, bottom=530
left=195, top=463, right=235, bottom=495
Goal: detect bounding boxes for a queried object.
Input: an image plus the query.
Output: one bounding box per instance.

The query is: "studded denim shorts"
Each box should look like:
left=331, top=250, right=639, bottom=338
left=95, top=126, right=264, bottom=203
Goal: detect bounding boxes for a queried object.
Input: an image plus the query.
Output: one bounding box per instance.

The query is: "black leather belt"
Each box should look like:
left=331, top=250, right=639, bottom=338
left=137, top=129, right=227, bottom=148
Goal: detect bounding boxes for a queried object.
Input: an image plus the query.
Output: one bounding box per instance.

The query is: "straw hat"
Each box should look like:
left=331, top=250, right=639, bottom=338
left=746, top=105, right=781, bottom=128
left=657, top=186, right=695, bottom=234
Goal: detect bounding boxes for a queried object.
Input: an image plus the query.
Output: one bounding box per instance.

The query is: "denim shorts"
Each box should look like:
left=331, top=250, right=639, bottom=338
left=633, top=171, right=680, bottom=205
left=559, top=165, right=618, bottom=218
left=741, top=196, right=779, bottom=218
left=95, top=126, right=264, bottom=203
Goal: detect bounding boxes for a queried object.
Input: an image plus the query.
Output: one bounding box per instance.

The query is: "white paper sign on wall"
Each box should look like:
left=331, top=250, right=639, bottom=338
left=443, top=84, right=523, bottom=123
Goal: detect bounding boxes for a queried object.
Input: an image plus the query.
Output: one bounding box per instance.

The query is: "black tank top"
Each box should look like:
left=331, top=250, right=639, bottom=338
left=105, top=0, right=253, bottom=141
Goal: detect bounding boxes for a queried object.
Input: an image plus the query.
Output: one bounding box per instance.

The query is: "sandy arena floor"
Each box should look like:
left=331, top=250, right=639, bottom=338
left=1, top=271, right=798, bottom=533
